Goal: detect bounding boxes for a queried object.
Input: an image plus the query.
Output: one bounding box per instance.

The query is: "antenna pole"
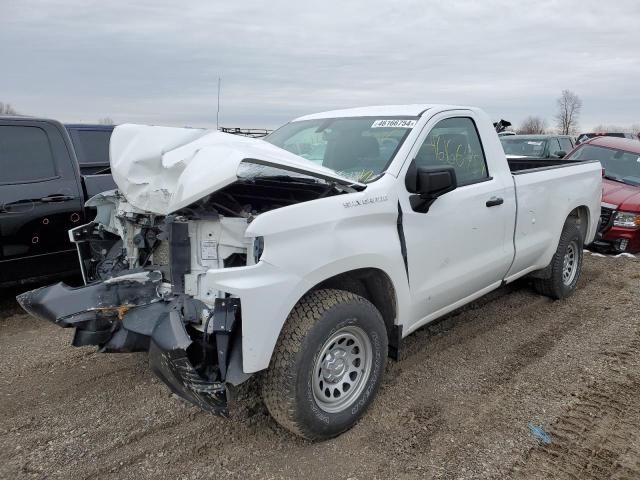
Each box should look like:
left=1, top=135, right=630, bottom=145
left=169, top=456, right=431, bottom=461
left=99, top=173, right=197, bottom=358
left=216, top=77, right=221, bottom=130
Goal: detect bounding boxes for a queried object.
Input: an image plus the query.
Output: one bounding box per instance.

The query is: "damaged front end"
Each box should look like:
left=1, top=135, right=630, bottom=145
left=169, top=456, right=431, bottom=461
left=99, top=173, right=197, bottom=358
left=17, top=124, right=361, bottom=414
left=16, top=189, right=251, bottom=415
left=17, top=268, right=242, bottom=415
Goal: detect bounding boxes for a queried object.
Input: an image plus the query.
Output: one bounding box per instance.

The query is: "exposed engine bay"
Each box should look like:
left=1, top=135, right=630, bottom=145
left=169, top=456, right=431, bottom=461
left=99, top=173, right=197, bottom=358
left=75, top=168, right=352, bottom=285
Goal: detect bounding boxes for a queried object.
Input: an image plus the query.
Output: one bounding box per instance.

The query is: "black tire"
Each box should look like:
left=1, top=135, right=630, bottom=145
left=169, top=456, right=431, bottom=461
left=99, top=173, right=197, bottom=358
left=262, top=289, right=387, bottom=441
left=533, top=220, right=584, bottom=299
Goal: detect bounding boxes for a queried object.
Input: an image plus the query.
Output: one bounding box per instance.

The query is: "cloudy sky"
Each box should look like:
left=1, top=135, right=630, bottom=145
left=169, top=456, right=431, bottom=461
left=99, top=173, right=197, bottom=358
left=2, top=0, right=638, bottom=131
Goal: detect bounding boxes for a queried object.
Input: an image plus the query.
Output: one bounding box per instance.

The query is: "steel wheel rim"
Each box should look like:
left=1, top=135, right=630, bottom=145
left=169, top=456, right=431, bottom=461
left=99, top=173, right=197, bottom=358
left=311, top=324, right=373, bottom=414
left=562, top=240, right=579, bottom=285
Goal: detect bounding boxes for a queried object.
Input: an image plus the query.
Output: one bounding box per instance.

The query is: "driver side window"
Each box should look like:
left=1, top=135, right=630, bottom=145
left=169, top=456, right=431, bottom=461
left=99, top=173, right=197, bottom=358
left=414, top=117, right=489, bottom=185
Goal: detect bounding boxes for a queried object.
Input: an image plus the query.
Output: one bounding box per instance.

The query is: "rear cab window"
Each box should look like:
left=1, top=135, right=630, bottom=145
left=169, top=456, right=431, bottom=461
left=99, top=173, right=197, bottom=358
left=0, top=126, right=57, bottom=184
left=413, top=117, right=489, bottom=185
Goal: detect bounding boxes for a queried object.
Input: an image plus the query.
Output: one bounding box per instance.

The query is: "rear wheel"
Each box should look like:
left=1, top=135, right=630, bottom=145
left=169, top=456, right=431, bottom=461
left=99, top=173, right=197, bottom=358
left=533, top=220, right=584, bottom=299
left=262, top=289, right=387, bottom=441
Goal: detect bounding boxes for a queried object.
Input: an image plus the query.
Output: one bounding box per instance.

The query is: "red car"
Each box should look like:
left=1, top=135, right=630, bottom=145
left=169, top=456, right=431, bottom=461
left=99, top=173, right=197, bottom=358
left=566, top=136, right=640, bottom=253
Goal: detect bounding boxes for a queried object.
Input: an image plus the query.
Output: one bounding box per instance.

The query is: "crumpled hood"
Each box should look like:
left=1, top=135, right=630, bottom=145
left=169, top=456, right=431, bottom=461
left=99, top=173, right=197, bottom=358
left=110, top=124, right=362, bottom=215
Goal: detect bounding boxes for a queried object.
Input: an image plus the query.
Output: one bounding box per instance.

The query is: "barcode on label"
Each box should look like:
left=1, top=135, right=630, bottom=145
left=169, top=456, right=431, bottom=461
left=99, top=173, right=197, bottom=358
left=371, top=119, right=417, bottom=128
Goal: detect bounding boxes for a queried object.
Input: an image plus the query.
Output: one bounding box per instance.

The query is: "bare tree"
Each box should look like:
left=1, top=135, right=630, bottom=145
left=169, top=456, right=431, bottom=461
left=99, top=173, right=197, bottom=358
left=0, top=102, right=19, bottom=116
left=98, top=117, right=114, bottom=125
left=593, top=124, right=640, bottom=134
left=517, top=116, right=547, bottom=134
left=555, top=90, right=582, bottom=135
left=593, top=124, right=621, bottom=133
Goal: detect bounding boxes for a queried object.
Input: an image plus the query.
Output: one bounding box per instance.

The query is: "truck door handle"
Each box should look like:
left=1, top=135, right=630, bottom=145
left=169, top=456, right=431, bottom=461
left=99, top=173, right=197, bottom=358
left=486, top=197, right=504, bottom=207
left=40, top=195, right=75, bottom=203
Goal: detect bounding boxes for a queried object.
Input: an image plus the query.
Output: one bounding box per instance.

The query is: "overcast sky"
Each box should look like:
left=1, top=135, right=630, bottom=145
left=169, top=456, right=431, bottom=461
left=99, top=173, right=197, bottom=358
left=1, top=0, right=638, bottom=130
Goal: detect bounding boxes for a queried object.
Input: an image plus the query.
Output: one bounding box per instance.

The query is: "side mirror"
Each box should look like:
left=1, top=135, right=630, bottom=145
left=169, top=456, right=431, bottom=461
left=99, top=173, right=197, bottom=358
left=555, top=150, right=566, bottom=158
left=405, top=163, right=457, bottom=213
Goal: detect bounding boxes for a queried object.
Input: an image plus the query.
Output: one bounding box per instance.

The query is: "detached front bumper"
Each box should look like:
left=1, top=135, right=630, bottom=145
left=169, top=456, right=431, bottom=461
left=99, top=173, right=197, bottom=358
left=16, top=272, right=237, bottom=415
left=17, top=271, right=162, bottom=349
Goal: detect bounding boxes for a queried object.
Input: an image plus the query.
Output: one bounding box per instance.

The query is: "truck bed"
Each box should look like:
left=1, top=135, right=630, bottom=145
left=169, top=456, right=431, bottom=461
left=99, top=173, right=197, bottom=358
left=507, top=158, right=597, bottom=173
left=505, top=159, right=602, bottom=280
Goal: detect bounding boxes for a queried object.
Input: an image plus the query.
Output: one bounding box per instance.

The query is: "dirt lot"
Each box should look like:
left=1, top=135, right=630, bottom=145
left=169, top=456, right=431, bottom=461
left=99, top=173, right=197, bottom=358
left=1, top=254, right=639, bottom=479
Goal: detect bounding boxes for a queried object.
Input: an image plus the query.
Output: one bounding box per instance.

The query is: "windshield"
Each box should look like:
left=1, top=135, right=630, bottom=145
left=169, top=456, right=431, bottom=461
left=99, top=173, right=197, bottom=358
left=567, top=144, right=640, bottom=186
left=264, top=117, right=417, bottom=182
left=500, top=137, right=547, bottom=157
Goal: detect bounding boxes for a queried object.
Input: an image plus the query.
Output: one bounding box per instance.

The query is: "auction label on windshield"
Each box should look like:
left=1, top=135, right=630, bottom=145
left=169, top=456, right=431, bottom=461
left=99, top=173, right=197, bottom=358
left=371, top=119, right=416, bottom=128
left=201, top=240, right=218, bottom=260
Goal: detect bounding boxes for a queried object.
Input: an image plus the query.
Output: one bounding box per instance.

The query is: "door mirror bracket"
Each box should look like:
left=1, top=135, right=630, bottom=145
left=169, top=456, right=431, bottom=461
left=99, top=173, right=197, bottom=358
left=405, top=162, right=457, bottom=213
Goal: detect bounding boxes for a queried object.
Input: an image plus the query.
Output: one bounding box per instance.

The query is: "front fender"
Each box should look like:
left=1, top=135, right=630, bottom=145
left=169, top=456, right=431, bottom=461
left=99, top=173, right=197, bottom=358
left=196, top=261, right=313, bottom=373
left=197, top=253, right=408, bottom=374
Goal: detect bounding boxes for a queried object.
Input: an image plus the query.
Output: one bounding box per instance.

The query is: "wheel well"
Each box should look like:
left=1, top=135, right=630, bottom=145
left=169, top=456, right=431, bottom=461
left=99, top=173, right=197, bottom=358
left=529, top=205, right=590, bottom=281
left=568, top=206, right=589, bottom=242
left=314, top=268, right=398, bottom=345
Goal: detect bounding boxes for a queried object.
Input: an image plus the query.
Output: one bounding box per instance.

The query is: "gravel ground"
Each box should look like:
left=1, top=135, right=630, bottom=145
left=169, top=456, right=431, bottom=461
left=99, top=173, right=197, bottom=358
left=1, top=254, right=639, bottom=479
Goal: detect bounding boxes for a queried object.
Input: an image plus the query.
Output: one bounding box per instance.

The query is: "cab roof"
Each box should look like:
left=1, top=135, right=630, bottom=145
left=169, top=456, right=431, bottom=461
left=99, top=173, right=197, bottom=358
left=65, top=124, right=115, bottom=131
left=293, top=104, right=472, bottom=121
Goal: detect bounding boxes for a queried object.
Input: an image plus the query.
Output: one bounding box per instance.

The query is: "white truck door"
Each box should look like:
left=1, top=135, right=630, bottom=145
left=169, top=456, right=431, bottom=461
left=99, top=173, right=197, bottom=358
left=399, top=112, right=516, bottom=329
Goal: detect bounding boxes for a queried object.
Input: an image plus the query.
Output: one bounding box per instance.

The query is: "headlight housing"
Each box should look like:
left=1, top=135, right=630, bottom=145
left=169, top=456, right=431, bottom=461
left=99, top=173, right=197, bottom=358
left=613, top=211, right=640, bottom=229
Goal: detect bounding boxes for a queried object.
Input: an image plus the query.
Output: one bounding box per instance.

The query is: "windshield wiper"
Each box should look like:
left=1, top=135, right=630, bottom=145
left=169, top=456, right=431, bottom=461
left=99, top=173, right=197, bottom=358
left=603, top=174, right=624, bottom=183
left=621, top=177, right=640, bottom=187
left=603, top=174, right=640, bottom=187
left=259, top=175, right=318, bottom=183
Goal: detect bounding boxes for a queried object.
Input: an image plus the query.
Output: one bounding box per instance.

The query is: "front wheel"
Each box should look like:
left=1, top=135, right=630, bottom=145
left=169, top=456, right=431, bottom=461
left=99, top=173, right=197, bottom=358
left=533, top=220, right=584, bottom=299
left=262, top=289, right=388, bottom=441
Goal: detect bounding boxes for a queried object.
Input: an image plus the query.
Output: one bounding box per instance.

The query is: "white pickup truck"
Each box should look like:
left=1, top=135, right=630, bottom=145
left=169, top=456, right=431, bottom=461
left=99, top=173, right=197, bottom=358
left=18, top=104, right=602, bottom=440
